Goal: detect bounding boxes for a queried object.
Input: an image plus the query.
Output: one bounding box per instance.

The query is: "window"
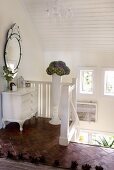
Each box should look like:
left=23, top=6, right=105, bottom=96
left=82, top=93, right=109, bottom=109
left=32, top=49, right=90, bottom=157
left=79, top=69, right=94, bottom=94
left=104, top=70, right=114, bottom=96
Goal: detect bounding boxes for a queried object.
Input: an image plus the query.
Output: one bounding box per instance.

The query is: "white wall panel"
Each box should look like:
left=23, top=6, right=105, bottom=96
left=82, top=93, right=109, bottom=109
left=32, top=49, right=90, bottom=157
left=0, top=0, right=44, bottom=127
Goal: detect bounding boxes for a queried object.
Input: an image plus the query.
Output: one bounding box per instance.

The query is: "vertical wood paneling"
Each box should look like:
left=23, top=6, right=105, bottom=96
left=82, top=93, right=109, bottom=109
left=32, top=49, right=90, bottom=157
left=23, top=0, right=114, bottom=51
left=42, top=83, right=46, bottom=117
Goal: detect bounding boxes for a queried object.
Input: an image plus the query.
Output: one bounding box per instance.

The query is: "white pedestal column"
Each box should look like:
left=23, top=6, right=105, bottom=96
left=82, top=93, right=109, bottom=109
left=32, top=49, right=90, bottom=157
left=49, top=74, right=61, bottom=125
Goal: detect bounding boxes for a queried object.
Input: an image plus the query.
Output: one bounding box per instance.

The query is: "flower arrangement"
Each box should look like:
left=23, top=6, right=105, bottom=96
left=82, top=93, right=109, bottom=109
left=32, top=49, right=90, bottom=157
left=3, top=66, right=15, bottom=83
left=46, top=61, right=70, bottom=76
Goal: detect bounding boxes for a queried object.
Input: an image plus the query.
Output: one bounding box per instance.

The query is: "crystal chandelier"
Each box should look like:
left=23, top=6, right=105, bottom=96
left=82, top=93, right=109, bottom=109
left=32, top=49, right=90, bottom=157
left=45, top=0, right=73, bottom=18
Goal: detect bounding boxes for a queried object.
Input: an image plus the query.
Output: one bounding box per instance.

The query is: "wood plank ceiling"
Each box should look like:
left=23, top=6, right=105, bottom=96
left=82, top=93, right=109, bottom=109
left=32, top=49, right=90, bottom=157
left=23, top=0, right=114, bottom=51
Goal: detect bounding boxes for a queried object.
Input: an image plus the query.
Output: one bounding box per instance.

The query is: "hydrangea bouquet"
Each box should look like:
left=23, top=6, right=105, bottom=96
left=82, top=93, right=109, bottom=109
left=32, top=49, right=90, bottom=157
left=3, top=66, right=15, bottom=82
left=46, top=61, right=70, bottom=76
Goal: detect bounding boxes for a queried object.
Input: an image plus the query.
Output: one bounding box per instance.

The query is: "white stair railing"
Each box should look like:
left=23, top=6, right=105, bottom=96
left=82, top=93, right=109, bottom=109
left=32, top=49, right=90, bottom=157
left=59, top=78, right=80, bottom=146
left=37, top=81, right=51, bottom=118
left=28, top=81, right=52, bottom=118
left=27, top=79, right=79, bottom=146
left=28, top=80, right=72, bottom=119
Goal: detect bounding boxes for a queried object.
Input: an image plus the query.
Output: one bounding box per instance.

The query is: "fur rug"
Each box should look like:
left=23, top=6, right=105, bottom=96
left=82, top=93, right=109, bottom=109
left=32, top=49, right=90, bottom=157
left=0, top=158, right=62, bottom=170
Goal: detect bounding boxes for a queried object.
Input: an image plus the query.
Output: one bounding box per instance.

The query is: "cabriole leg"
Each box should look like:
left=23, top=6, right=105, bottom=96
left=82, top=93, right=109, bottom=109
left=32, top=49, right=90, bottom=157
left=2, top=119, right=6, bottom=129
left=19, top=122, right=24, bottom=132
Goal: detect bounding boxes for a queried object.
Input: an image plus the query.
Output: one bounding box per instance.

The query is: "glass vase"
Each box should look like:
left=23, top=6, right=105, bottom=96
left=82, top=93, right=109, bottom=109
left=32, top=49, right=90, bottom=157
left=6, top=81, right=10, bottom=90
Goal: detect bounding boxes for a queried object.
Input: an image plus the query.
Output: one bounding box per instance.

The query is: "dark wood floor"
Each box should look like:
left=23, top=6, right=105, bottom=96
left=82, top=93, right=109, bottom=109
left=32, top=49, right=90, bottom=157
left=0, top=117, right=114, bottom=169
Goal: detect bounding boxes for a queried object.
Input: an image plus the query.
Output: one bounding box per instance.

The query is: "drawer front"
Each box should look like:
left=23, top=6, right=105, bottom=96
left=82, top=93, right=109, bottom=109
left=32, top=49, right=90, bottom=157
left=22, top=93, right=31, bottom=103
left=30, top=91, right=38, bottom=113
left=30, top=91, right=37, bottom=99
left=30, top=91, right=37, bottom=104
left=21, top=94, right=31, bottom=118
left=22, top=91, right=37, bottom=116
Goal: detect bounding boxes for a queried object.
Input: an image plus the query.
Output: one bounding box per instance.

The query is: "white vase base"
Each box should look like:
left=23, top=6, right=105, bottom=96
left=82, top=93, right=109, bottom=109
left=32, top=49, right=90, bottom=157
left=49, top=118, right=61, bottom=125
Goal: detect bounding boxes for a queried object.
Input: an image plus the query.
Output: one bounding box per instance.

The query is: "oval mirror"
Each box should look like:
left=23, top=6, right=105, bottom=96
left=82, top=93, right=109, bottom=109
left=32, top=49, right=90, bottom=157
left=4, top=23, right=22, bottom=74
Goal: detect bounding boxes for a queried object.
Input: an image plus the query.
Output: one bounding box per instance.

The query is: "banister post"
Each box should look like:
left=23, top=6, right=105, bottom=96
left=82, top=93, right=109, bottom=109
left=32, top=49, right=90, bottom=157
left=59, top=85, right=70, bottom=146
left=72, top=78, right=77, bottom=109
left=70, top=78, right=80, bottom=142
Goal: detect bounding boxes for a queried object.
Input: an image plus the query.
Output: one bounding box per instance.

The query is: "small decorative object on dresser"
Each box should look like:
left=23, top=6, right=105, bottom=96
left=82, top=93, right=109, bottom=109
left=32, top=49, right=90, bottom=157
left=10, top=82, right=17, bottom=91
left=46, top=61, right=70, bottom=125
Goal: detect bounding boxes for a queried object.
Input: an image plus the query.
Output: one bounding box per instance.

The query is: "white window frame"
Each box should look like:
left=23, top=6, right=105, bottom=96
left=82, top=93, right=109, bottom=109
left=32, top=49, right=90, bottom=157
left=78, top=67, right=96, bottom=96
left=103, top=68, right=114, bottom=97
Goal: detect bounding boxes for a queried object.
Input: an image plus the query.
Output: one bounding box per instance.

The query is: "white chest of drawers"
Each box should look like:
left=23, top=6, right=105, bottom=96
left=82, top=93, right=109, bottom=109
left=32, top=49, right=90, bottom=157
left=2, top=88, right=38, bottom=131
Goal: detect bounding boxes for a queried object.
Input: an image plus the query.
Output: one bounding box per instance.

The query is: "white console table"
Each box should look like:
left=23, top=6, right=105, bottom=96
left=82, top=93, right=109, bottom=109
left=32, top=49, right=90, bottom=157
left=2, top=87, right=38, bottom=131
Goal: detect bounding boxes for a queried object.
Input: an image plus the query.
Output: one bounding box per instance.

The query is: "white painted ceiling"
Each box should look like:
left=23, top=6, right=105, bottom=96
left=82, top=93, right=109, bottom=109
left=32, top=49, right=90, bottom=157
left=23, top=0, right=114, bottom=51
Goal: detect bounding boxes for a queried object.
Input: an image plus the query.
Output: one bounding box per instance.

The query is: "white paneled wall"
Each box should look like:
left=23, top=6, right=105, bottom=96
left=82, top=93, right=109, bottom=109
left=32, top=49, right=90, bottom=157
left=23, top=0, right=114, bottom=51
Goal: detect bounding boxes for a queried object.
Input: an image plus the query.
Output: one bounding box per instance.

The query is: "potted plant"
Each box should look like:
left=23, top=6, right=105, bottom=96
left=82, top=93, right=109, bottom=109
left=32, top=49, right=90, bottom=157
left=3, top=66, right=15, bottom=90
left=46, top=61, right=70, bottom=125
